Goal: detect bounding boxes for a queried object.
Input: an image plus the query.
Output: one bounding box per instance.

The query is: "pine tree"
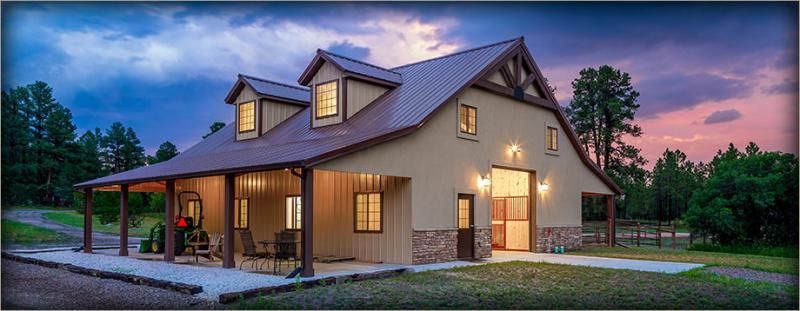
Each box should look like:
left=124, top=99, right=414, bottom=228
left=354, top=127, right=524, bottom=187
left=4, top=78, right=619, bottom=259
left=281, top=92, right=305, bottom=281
left=101, top=122, right=145, bottom=173
left=1, top=87, right=33, bottom=204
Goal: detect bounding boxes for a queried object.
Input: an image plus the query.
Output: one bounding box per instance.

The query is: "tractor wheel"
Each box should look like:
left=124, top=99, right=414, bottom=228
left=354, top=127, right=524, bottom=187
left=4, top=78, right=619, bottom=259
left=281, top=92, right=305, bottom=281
left=151, top=240, right=162, bottom=253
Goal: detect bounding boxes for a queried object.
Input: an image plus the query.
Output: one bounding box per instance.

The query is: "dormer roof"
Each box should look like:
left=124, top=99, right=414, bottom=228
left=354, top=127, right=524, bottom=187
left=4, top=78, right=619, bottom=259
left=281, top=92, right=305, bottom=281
left=297, top=50, right=402, bottom=87
left=225, top=74, right=310, bottom=106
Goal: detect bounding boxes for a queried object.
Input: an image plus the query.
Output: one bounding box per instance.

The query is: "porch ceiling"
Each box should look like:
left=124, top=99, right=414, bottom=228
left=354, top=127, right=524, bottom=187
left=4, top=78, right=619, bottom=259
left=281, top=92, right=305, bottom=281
left=95, top=181, right=167, bottom=193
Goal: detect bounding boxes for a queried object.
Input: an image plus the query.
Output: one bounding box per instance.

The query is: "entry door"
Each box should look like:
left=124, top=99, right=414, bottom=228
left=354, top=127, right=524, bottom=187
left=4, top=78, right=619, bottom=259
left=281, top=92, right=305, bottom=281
left=457, top=194, right=474, bottom=259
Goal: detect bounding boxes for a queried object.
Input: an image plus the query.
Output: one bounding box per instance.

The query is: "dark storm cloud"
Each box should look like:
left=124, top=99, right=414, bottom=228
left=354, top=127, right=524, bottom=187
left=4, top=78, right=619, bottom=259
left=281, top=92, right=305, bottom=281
left=704, top=109, right=743, bottom=124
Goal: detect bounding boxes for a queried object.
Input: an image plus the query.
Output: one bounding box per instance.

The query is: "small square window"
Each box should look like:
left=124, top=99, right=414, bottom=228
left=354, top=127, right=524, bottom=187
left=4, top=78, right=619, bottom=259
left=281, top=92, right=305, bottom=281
left=238, top=101, right=255, bottom=133
left=354, top=192, right=382, bottom=233
left=315, top=80, right=338, bottom=118
left=459, top=104, right=477, bottom=135
left=547, top=126, right=558, bottom=151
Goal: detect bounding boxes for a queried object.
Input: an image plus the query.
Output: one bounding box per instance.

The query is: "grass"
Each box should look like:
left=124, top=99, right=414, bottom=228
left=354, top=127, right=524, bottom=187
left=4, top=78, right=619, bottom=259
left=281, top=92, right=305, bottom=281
left=1, top=219, right=77, bottom=245
left=571, top=246, right=799, bottom=274
left=237, top=261, right=798, bottom=309
left=42, top=211, right=163, bottom=238
left=687, top=243, right=799, bottom=258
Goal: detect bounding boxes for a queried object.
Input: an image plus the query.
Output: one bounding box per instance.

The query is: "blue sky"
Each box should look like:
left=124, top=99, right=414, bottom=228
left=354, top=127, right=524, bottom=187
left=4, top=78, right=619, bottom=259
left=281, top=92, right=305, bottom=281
left=2, top=1, right=797, bottom=165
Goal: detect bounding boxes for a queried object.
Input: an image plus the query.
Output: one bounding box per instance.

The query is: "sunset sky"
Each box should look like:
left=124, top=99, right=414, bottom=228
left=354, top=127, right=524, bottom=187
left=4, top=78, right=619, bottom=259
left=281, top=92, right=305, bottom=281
left=2, top=2, right=797, bottom=167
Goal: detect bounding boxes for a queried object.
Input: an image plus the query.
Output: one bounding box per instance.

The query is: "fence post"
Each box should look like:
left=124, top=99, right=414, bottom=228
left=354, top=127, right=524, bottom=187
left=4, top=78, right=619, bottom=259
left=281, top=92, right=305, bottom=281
left=657, top=227, right=662, bottom=249
left=636, top=222, right=640, bottom=247
left=672, top=230, right=676, bottom=249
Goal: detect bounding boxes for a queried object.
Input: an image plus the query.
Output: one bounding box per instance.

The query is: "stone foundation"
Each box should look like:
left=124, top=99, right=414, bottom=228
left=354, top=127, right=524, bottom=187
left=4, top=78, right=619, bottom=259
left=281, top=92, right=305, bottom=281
left=473, top=227, right=492, bottom=259
left=411, top=229, right=457, bottom=264
left=535, top=226, right=582, bottom=252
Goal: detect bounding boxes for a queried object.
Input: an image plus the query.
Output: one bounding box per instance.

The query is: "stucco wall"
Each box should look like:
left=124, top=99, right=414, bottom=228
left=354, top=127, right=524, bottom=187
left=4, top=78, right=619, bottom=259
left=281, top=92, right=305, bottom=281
left=317, top=87, right=614, bottom=231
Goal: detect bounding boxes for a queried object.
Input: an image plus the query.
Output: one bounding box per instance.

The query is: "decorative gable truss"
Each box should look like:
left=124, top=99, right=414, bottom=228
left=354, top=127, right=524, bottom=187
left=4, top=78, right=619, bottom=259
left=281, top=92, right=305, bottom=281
left=474, top=44, right=557, bottom=112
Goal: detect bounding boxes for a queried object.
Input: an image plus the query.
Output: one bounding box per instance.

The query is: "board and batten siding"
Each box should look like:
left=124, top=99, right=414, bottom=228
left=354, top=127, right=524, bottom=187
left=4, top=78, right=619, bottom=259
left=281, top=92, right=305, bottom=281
left=313, top=170, right=412, bottom=264
left=346, top=79, right=388, bottom=119
left=261, top=99, right=303, bottom=134
left=174, top=169, right=412, bottom=264
left=175, top=171, right=301, bottom=253
left=235, top=86, right=261, bottom=141
left=311, top=62, right=344, bottom=127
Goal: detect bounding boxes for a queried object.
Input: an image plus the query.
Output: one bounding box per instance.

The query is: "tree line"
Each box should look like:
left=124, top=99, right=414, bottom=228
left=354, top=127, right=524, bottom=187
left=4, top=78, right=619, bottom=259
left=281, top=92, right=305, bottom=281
left=566, top=65, right=797, bottom=246
left=1, top=81, right=225, bottom=224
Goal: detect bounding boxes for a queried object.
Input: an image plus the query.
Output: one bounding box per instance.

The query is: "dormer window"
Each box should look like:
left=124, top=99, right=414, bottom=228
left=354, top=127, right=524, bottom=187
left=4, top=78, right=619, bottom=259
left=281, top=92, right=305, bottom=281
left=238, top=101, right=256, bottom=133
left=315, top=80, right=338, bottom=119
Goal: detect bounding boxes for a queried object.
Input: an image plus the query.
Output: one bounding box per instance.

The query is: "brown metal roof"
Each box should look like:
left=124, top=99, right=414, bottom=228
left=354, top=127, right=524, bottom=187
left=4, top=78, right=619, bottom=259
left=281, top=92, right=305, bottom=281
left=75, top=37, right=622, bottom=194
left=298, top=50, right=402, bottom=86
left=224, top=74, right=309, bottom=105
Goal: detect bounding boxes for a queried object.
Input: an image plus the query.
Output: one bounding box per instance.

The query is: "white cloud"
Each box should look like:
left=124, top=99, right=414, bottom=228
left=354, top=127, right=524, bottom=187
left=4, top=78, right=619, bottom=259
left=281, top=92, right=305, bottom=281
left=51, top=11, right=461, bottom=88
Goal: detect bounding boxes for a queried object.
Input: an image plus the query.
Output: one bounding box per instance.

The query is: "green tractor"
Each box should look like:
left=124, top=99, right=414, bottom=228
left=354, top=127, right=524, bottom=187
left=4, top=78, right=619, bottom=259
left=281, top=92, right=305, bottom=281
left=139, top=191, right=208, bottom=255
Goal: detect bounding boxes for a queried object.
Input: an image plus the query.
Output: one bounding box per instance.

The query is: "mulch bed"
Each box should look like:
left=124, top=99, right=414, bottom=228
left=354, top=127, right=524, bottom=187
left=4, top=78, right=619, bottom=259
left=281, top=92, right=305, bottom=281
left=705, top=266, right=799, bottom=285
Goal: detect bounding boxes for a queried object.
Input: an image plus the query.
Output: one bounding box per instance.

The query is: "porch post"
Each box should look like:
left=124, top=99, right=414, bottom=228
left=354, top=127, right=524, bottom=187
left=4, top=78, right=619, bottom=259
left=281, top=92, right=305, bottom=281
left=164, top=180, right=175, bottom=262
left=608, top=195, right=616, bottom=247
left=223, top=173, right=235, bottom=268
left=83, top=188, right=93, bottom=253
left=300, top=168, right=314, bottom=277
left=119, top=184, right=129, bottom=256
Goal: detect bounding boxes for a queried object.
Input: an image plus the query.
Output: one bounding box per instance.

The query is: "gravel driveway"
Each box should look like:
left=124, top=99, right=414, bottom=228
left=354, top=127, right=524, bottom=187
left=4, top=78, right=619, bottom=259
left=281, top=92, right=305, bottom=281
left=1, top=259, right=221, bottom=310
left=2, top=209, right=141, bottom=250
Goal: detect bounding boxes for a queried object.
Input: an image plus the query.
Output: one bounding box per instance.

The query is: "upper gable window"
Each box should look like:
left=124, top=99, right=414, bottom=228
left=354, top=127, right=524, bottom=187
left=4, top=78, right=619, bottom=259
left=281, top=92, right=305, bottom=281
left=547, top=126, right=559, bottom=151
left=238, top=101, right=256, bottom=133
left=459, top=104, right=477, bottom=135
left=315, top=80, right=338, bottom=119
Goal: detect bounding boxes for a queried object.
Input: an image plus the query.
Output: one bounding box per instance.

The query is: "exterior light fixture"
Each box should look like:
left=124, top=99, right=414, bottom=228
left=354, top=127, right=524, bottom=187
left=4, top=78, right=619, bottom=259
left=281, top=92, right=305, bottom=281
left=539, top=182, right=550, bottom=192
left=510, top=144, right=522, bottom=153
left=478, top=174, right=492, bottom=188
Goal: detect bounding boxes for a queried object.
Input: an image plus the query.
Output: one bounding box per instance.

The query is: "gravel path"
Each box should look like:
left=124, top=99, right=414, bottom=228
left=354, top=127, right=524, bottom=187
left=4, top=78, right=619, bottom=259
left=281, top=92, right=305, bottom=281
left=2, top=209, right=141, bottom=250
left=0, top=259, right=221, bottom=310
left=705, top=266, right=799, bottom=285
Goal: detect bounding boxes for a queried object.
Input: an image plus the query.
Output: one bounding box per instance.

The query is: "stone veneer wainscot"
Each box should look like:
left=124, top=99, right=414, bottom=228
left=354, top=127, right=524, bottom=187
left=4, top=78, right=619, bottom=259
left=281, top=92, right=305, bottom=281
left=411, top=229, right=457, bottom=264
left=535, top=226, right=582, bottom=252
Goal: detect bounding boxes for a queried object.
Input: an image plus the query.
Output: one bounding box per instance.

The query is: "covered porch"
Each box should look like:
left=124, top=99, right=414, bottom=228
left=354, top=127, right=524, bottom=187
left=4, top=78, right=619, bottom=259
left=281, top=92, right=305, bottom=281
left=80, top=168, right=412, bottom=277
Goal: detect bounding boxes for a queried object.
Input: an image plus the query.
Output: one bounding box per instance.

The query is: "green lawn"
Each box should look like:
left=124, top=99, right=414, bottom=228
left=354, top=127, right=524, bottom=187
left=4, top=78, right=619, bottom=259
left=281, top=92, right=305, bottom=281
left=1, top=219, right=76, bottom=245
left=42, top=211, right=163, bottom=238
left=571, top=246, right=799, bottom=274
left=238, top=261, right=798, bottom=309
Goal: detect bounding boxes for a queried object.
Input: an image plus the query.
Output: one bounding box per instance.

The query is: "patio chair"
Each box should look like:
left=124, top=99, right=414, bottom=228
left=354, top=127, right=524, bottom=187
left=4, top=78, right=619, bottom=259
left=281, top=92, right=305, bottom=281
left=194, top=233, right=221, bottom=263
left=239, top=230, right=268, bottom=270
left=272, top=231, right=299, bottom=274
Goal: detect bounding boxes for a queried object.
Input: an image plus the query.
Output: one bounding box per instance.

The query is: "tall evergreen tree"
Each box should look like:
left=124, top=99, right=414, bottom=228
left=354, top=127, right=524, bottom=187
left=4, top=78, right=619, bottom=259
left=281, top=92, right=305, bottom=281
left=565, top=65, right=643, bottom=171
left=101, top=122, right=145, bottom=173
left=1, top=87, right=33, bottom=204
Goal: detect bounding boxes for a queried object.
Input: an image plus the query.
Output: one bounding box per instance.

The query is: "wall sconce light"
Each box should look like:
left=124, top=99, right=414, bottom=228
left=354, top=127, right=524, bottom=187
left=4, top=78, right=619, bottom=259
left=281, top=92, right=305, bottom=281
left=539, top=182, right=550, bottom=192
left=478, top=174, right=492, bottom=188
left=510, top=143, right=522, bottom=153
